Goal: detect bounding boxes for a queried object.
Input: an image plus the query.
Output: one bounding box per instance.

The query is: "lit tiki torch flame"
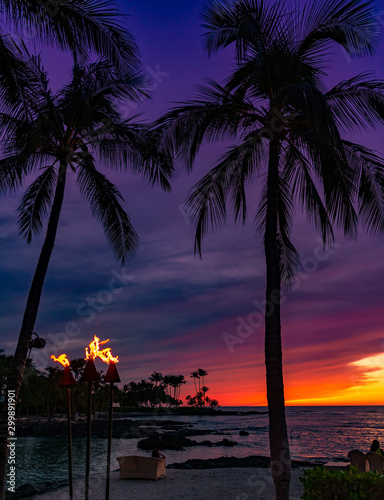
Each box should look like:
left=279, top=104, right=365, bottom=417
left=51, top=353, right=70, bottom=366
left=85, top=335, right=119, bottom=365
left=51, top=354, right=75, bottom=387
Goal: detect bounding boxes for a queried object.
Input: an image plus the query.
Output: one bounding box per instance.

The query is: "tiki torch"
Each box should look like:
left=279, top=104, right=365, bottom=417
left=81, top=337, right=100, bottom=500
left=103, top=355, right=120, bottom=500
left=51, top=354, right=76, bottom=500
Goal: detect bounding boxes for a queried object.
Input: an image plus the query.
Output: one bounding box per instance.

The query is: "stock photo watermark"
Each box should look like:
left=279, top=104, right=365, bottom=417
left=223, top=239, right=341, bottom=353
left=7, top=390, right=17, bottom=493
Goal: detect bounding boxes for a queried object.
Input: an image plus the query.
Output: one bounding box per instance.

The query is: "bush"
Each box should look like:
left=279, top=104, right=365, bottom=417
left=300, top=466, right=384, bottom=500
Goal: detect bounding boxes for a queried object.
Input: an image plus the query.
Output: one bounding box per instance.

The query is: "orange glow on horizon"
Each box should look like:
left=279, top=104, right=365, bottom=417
left=177, top=352, right=384, bottom=407
left=85, top=335, right=119, bottom=364
left=51, top=354, right=70, bottom=367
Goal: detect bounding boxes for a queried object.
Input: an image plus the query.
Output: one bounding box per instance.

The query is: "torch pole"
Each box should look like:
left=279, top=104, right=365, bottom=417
left=106, top=382, right=114, bottom=500
left=104, top=360, right=120, bottom=500
left=66, top=387, right=74, bottom=500
left=81, top=357, right=99, bottom=500
left=85, top=381, right=92, bottom=500
left=55, top=360, right=76, bottom=500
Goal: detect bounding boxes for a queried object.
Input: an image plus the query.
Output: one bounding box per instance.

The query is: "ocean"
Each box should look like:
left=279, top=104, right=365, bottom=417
left=12, top=405, right=384, bottom=488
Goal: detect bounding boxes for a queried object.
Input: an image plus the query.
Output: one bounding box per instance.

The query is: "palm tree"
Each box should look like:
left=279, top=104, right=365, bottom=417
left=0, top=1, right=141, bottom=140
left=197, top=368, right=208, bottom=405
left=160, top=1, right=384, bottom=497
left=149, top=372, right=163, bottom=387
left=190, top=370, right=200, bottom=394
left=174, top=374, right=186, bottom=401
left=201, top=385, right=209, bottom=407
left=0, top=56, right=171, bottom=495
left=70, top=358, right=86, bottom=382
left=0, top=3, right=150, bottom=496
left=149, top=372, right=163, bottom=405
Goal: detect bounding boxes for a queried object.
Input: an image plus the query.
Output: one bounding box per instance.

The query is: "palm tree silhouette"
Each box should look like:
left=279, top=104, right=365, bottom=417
left=149, top=372, right=163, bottom=405
left=190, top=370, right=200, bottom=394
left=0, top=1, right=142, bottom=140
left=160, top=1, right=384, bottom=497
left=0, top=3, right=150, bottom=495
left=174, top=374, right=186, bottom=401
left=197, top=369, right=208, bottom=405
left=1, top=54, right=171, bottom=400
left=149, top=372, right=163, bottom=387
left=0, top=56, right=172, bottom=495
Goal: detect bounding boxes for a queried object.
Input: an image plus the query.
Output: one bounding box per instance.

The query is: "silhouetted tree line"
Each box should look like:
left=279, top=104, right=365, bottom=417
left=0, top=351, right=219, bottom=416
left=187, top=369, right=219, bottom=409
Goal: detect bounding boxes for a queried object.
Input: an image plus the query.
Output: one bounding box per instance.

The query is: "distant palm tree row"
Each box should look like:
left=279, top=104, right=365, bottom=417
left=0, top=352, right=218, bottom=413
left=187, top=368, right=218, bottom=408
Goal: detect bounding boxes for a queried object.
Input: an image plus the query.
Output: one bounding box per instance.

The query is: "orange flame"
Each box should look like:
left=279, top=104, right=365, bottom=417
left=51, top=354, right=70, bottom=367
left=85, top=335, right=119, bottom=364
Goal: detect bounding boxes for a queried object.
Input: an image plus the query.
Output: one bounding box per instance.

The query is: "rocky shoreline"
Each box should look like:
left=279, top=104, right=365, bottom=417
left=9, top=416, right=321, bottom=499
left=15, top=418, right=188, bottom=439
left=167, top=455, right=317, bottom=469
left=16, top=418, right=241, bottom=450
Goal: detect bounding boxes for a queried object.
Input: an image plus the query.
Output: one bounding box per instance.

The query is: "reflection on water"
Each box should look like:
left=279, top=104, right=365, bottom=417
left=16, top=437, right=141, bottom=486
left=11, top=406, right=384, bottom=488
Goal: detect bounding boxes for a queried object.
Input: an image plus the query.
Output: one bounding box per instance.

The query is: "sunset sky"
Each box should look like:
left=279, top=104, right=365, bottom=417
left=1, top=0, right=384, bottom=406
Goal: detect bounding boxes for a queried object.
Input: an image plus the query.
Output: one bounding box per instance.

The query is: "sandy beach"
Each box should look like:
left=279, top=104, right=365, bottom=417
left=31, top=467, right=307, bottom=499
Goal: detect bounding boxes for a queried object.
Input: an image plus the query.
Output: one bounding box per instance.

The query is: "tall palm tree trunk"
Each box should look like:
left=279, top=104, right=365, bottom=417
left=0, top=162, right=67, bottom=499
left=264, top=138, right=291, bottom=500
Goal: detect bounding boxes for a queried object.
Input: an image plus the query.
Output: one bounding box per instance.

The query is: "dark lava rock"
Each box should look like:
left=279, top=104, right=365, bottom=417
left=138, top=433, right=238, bottom=450
left=167, top=456, right=317, bottom=470
left=216, top=439, right=237, bottom=447
left=15, top=419, right=151, bottom=439
left=201, top=440, right=213, bottom=446
left=239, top=430, right=249, bottom=436
left=137, top=433, right=199, bottom=450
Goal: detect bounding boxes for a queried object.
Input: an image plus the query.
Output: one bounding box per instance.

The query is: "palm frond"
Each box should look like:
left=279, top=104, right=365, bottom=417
left=224, top=132, right=268, bottom=222
left=185, top=132, right=267, bottom=255
left=302, top=130, right=358, bottom=238
left=282, top=81, right=341, bottom=143
left=85, top=120, right=173, bottom=191
left=255, top=173, right=300, bottom=283
left=326, top=73, right=384, bottom=132
left=77, top=160, right=138, bottom=264
left=343, top=141, right=384, bottom=235
left=184, top=165, right=229, bottom=256
left=299, top=0, right=380, bottom=59
left=0, top=35, right=45, bottom=118
left=17, top=165, right=58, bottom=243
left=3, top=0, right=141, bottom=70
left=201, top=0, right=284, bottom=60
left=159, top=79, right=258, bottom=170
left=0, top=152, right=50, bottom=192
left=61, top=60, right=148, bottom=113
left=284, top=140, right=334, bottom=245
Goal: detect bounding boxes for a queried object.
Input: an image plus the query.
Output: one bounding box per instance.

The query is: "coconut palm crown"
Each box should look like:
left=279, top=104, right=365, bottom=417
left=0, top=0, right=143, bottom=118
left=1, top=56, right=172, bottom=258
left=159, top=1, right=384, bottom=498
